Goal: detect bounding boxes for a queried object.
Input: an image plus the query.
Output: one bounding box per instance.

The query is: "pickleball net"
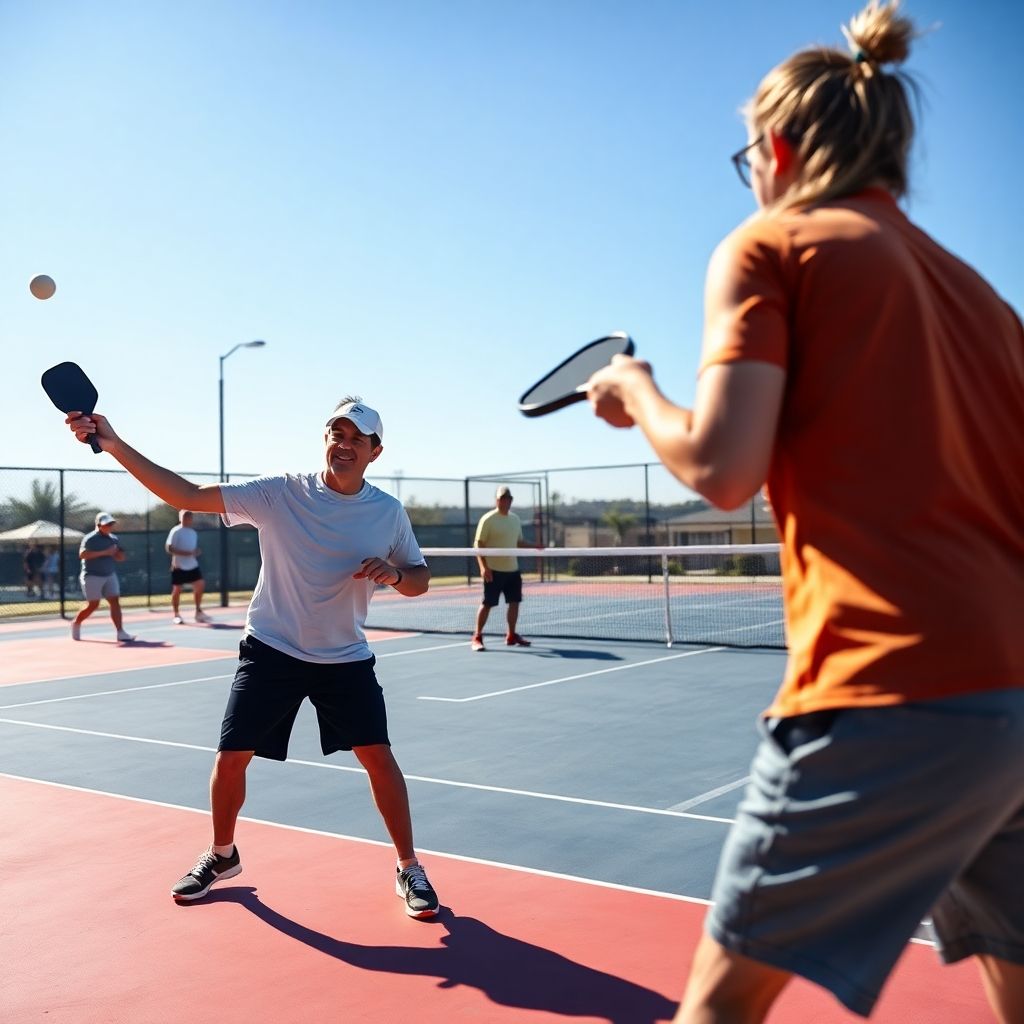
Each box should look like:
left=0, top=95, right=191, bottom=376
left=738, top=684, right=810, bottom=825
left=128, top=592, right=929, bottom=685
left=366, top=544, right=785, bottom=648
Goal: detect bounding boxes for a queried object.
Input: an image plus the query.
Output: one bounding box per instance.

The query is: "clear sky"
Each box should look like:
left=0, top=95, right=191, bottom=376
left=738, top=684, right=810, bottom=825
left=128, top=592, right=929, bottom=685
left=3, top=1, right=1021, bottom=501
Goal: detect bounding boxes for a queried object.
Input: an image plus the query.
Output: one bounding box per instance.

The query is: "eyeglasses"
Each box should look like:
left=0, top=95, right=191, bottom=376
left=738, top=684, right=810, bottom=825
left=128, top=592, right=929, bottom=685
left=730, top=135, right=764, bottom=188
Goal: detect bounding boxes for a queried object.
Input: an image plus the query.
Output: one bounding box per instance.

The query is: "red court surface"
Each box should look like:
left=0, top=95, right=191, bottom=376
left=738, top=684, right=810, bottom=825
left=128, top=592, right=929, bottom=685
left=0, top=636, right=230, bottom=686
left=0, top=624, right=416, bottom=686
left=1, top=775, right=990, bottom=1023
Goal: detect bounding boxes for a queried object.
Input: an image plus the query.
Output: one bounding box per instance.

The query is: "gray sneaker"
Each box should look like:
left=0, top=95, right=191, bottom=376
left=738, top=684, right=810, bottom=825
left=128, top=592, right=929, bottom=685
left=171, top=846, right=242, bottom=901
left=396, top=863, right=439, bottom=918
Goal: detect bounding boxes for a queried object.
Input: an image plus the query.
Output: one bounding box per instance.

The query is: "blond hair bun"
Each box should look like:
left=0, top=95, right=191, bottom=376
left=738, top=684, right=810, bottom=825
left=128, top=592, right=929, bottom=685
left=843, top=0, right=915, bottom=67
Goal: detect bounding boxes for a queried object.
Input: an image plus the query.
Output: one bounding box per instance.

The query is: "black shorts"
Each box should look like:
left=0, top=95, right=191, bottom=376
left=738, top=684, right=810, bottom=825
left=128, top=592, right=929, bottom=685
left=171, top=567, right=203, bottom=586
left=219, top=635, right=389, bottom=761
left=482, top=570, right=523, bottom=607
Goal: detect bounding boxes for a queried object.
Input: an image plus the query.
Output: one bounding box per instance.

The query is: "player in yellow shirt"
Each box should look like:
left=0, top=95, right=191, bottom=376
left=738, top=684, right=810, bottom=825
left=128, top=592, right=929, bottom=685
left=470, top=486, right=533, bottom=651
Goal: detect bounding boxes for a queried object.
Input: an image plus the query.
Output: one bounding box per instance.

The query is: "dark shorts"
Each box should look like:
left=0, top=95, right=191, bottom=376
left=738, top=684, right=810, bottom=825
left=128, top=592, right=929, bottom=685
left=219, top=635, right=389, bottom=761
left=171, top=567, right=203, bottom=586
left=707, top=690, right=1024, bottom=1018
left=482, top=570, right=523, bottom=607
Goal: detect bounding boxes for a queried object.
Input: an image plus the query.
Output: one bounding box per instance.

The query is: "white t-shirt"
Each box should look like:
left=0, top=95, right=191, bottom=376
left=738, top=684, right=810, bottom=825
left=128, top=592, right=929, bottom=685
left=221, top=473, right=425, bottom=664
left=166, top=524, right=200, bottom=571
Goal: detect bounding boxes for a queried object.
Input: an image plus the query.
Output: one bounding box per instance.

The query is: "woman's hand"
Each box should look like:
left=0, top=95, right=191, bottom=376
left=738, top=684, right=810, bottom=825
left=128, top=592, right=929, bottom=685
left=586, top=354, right=655, bottom=428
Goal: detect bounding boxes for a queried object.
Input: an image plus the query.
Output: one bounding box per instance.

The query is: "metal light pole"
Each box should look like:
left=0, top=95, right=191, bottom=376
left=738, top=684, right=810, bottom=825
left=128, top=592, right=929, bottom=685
left=218, top=340, right=266, bottom=606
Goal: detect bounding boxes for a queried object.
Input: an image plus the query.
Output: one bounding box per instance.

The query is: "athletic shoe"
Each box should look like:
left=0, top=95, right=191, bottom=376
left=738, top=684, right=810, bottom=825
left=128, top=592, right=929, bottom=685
left=470, top=634, right=485, bottom=652
left=194, top=610, right=212, bottom=623
left=506, top=633, right=531, bottom=647
left=116, top=629, right=136, bottom=643
left=172, top=615, right=185, bottom=625
left=71, top=622, right=81, bottom=641
left=171, top=846, right=242, bottom=901
left=396, top=863, right=439, bottom=918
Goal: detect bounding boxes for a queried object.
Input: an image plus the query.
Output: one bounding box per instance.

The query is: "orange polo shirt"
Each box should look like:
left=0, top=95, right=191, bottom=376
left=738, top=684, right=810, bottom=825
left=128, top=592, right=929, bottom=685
left=701, top=189, right=1024, bottom=716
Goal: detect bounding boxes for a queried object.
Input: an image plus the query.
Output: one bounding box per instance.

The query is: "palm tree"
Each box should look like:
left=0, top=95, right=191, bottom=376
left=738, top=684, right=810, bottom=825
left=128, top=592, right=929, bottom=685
left=5, top=479, right=92, bottom=528
left=602, top=507, right=638, bottom=545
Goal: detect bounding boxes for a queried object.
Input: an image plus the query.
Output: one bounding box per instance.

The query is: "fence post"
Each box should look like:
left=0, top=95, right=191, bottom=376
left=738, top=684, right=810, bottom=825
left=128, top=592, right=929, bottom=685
left=219, top=474, right=229, bottom=607
left=463, top=478, right=472, bottom=586
left=59, top=469, right=66, bottom=619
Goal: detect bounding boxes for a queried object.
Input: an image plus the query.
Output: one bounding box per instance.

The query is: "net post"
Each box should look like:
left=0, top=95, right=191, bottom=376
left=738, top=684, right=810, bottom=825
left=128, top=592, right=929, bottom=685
left=662, top=553, right=674, bottom=647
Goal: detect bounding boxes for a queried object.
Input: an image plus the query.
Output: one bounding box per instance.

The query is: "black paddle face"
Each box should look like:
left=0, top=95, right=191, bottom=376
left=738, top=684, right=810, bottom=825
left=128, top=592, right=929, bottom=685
left=41, top=362, right=102, bottom=453
left=518, top=333, right=635, bottom=417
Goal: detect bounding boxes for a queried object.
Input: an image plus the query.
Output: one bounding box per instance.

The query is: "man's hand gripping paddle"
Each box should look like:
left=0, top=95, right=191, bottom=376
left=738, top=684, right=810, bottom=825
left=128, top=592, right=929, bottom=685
left=41, top=362, right=103, bottom=453
left=518, top=332, right=635, bottom=417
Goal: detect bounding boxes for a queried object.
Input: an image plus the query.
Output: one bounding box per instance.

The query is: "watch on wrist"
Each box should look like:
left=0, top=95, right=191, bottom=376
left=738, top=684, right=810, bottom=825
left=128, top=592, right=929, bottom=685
left=392, top=567, right=403, bottom=587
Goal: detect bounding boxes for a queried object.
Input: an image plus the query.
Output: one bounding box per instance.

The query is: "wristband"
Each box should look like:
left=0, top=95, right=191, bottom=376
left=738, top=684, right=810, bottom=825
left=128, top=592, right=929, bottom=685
left=392, top=567, right=403, bottom=587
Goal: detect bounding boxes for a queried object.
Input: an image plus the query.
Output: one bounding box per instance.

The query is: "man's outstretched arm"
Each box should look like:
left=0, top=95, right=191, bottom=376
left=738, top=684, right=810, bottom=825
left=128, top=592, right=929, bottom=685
left=66, top=411, right=225, bottom=514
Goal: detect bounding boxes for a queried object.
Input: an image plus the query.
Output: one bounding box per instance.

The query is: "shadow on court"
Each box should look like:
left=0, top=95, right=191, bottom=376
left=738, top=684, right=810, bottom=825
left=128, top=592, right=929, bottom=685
left=529, top=648, right=623, bottom=661
left=175, top=622, right=245, bottom=631
left=73, top=638, right=173, bottom=648
left=186, top=887, right=676, bottom=1023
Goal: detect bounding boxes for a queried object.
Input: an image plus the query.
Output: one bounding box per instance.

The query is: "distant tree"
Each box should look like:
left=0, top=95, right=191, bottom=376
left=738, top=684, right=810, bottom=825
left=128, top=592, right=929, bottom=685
left=405, top=500, right=446, bottom=526
left=148, top=503, right=182, bottom=530
left=5, top=479, right=93, bottom=529
left=602, top=507, right=638, bottom=545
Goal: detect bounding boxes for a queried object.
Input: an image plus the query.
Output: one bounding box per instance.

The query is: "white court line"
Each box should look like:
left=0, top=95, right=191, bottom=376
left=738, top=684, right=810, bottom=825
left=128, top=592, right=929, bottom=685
left=0, top=717, right=732, bottom=824
left=0, top=673, right=233, bottom=710
left=669, top=776, right=750, bottom=812
left=377, top=640, right=469, bottom=657
left=0, top=639, right=464, bottom=710
left=419, top=646, right=727, bottom=703
left=0, top=770, right=938, bottom=947
left=0, top=629, right=425, bottom=691
left=0, top=655, right=236, bottom=689
left=0, top=719, right=217, bottom=753
left=713, top=619, right=786, bottom=636
left=0, top=771, right=716, bottom=907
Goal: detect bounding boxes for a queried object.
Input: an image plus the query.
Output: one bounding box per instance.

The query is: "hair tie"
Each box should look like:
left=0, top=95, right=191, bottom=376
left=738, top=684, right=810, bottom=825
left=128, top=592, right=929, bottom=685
left=854, top=49, right=869, bottom=63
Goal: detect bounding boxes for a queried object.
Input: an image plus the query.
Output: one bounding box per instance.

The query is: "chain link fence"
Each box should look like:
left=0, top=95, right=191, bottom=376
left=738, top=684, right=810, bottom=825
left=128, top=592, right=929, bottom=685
left=1, top=464, right=774, bottom=619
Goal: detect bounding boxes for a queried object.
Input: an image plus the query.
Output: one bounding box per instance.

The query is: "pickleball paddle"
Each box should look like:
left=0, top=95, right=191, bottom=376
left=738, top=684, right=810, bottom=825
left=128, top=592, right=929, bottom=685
left=518, top=333, right=635, bottom=417
left=41, top=362, right=103, bottom=453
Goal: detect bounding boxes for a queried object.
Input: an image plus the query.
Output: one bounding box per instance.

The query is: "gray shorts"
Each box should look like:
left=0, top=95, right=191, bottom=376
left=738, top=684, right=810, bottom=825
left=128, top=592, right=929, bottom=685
left=80, top=573, right=120, bottom=601
left=706, top=689, right=1024, bottom=1018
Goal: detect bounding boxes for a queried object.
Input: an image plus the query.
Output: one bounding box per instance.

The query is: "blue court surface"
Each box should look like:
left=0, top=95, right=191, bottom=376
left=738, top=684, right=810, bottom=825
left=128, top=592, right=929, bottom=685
left=0, top=612, right=776, bottom=898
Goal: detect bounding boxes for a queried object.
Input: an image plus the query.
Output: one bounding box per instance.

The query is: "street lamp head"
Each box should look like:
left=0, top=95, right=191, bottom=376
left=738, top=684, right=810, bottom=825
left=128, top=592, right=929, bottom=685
left=246, top=340, right=267, bottom=348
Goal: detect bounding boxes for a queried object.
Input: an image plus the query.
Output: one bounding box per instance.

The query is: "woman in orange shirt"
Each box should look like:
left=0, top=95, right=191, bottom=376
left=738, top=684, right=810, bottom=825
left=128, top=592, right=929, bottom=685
left=589, top=2, right=1024, bottom=1020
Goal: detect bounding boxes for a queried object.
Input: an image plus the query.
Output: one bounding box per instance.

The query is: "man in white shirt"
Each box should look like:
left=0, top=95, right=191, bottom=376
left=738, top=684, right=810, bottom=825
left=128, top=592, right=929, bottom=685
left=64, top=396, right=439, bottom=918
left=165, top=510, right=211, bottom=624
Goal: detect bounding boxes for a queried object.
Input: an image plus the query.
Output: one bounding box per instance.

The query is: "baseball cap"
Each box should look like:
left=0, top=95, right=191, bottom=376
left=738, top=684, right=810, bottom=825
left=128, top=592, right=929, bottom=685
left=496, top=486, right=512, bottom=498
left=325, top=401, right=383, bottom=441
left=96, top=513, right=117, bottom=526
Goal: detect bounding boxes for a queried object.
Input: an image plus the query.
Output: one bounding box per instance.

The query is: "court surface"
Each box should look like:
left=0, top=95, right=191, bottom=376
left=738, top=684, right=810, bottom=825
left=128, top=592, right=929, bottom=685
left=0, top=606, right=989, bottom=1023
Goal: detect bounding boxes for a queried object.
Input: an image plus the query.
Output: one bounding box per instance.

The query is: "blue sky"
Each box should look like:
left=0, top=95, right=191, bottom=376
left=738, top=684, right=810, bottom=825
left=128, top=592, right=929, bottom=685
left=3, top=0, right=1021, bottom=503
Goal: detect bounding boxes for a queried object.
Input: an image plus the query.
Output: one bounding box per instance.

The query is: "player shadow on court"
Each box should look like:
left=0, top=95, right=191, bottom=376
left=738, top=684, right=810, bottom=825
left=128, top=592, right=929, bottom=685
left=74, top=638, right=172, bottom=648
left=532, top=648, right=623, bottom=661
left=190, top=886, right=676, bottom=1023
